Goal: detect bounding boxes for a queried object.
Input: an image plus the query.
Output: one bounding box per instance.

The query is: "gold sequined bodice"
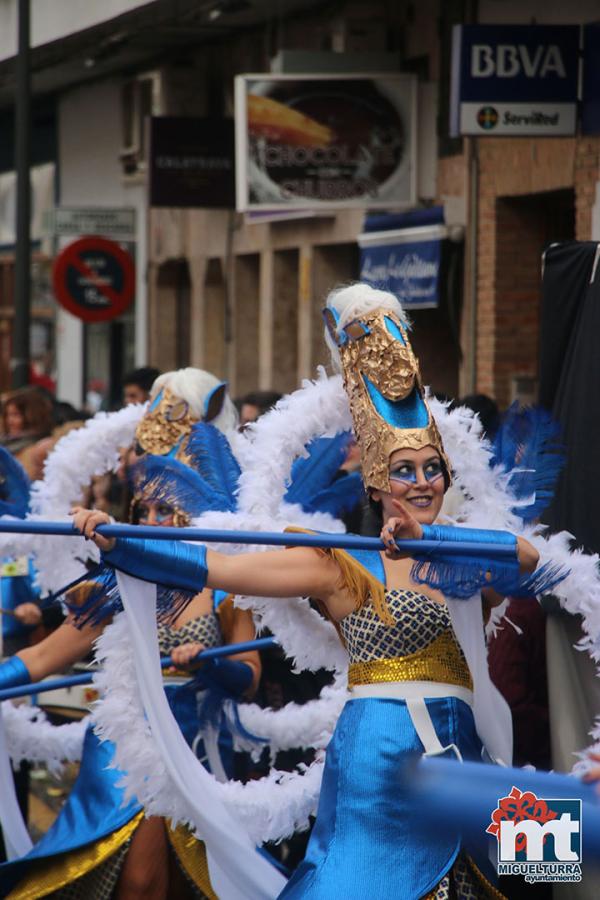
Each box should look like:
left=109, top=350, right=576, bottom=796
left=342, top=589, right=473, bottom=690
left=158, top=610, right=222, bottom=655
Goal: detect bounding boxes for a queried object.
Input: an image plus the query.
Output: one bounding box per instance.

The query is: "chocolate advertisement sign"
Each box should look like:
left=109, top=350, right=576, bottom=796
left=234, top=74, right=417, bottom=211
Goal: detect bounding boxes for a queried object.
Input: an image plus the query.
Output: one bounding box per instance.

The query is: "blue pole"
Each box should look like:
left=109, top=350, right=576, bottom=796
left=0, top=519, right=516, bottom=560
left=0, top=636, right=276, bottom=701
left=411, top=756, right=600, bottom=858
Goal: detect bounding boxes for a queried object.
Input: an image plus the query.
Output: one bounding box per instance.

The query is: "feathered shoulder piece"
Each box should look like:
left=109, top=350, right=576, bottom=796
left=0, top=445, right=31, bottom=518
left=491, top=403, right=564, bottom=523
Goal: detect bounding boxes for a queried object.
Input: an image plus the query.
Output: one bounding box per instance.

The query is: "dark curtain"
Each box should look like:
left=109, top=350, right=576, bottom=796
left=539, top=240, right=600, bottom=553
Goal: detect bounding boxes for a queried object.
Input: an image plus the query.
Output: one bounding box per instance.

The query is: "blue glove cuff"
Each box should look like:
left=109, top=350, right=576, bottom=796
left=198, top=658, right=253, bottom=698
left=103, top=537, right=208, bottom=593
left=0, top=656, right=31, bottom=691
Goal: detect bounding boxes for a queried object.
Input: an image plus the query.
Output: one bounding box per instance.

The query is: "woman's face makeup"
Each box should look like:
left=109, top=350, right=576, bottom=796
left=374, top=446, right=445, bottom=524
left=136, top=500, right=176, bottom=527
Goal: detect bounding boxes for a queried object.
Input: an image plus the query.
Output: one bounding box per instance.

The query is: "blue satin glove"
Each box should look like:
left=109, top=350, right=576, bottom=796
left=195, top=658, right=253, bottom=698
left=103, top=538, right=208, bottom=593
left=0, top=656, right=31, bottom=691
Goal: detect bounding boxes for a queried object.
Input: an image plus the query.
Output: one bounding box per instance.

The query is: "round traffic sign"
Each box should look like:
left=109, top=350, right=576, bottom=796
left=52, top=235, right=135, bottom=323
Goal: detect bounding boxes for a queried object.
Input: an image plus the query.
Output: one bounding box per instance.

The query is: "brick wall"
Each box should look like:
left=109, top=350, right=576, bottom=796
left=474, top=137, right=599, bottom=408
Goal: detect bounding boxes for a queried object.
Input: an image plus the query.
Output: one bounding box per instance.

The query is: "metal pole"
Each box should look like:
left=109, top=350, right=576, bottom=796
left=12, top=0, right=31, bottom=388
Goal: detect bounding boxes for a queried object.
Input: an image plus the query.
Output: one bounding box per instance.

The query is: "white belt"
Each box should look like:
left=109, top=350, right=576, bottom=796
left=349, top=680, right=473, bottom=760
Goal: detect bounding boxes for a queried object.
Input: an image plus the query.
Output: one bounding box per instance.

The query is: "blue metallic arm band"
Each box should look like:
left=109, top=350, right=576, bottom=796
left=420, top=524, right=517, bottom=553
left=0, top=656, right=31, bottom=691
left=103, top=537, right=208, bottom=593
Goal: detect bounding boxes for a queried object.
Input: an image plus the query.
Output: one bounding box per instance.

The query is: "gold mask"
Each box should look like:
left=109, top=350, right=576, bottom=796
left=135, top=388, right=195, bottom=462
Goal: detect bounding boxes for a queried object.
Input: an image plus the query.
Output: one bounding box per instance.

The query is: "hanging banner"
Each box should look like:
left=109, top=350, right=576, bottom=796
left=450, top=24, right=579, bottom=137
left=234, top=73, right=416, bottom=211
left=149, top=117, right=235, bottom=208
left=358, top=219, right=448, bottom=309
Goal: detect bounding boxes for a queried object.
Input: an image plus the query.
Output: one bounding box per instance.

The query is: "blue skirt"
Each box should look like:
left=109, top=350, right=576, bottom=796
left=280, top=695, right=492, bottom=900
left=0, top=682, right=216, bottom=897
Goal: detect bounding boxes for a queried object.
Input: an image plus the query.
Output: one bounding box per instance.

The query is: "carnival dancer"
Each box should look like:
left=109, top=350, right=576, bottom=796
left=74, top=284, right=564, bottom=899
left=0, top=369, right=261, bottom=900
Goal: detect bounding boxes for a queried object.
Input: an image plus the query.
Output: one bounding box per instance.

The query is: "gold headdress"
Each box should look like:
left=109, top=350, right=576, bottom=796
left=323, top=303, right=451, bottom=493
left=135, top=382, right=228, bottom=462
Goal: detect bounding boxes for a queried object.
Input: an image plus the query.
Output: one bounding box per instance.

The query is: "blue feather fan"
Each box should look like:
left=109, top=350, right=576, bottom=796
left=184, top=423, right=241, bottom=508
left=0, top=446, right=31, bottom=518
left=285, top=432, right=360, bottom=518
left=491, top=403, right=564, bottom=523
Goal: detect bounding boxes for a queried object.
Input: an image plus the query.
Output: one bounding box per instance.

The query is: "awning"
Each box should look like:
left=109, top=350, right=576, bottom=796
left=358, top=206, right=448, bottom=309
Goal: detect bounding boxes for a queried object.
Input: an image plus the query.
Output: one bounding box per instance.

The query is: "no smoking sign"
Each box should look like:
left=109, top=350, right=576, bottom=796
left=52, top=236, right=135, bottom=323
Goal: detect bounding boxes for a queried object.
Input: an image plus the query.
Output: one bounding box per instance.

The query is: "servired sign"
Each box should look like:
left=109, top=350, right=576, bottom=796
left=52, top=236, right=135, bottom=323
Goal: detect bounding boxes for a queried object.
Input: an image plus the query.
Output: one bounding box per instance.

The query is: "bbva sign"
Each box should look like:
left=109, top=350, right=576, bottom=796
left=471, top=44, right=567, bottom=79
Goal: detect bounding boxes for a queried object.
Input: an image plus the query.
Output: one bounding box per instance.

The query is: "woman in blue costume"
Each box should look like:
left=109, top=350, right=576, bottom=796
left=74, top=284, right=563, bottom=899
left=0, top=370, right=261, bottom=900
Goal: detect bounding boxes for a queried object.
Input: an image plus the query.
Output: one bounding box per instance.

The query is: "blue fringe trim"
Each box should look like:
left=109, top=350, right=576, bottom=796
left=410, top=556, right=569, bottom=600
left=65, top=564, right=195, bottom=628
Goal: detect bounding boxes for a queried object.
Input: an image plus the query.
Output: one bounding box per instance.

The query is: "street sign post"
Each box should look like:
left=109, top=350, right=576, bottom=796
left=52, top=235, right=135, bottom=323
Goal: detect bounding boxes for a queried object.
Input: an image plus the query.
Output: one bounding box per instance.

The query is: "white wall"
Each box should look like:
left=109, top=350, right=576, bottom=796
left=57, top=77, right=147, bottom=405
left=0, top=0, right=157, bottom=62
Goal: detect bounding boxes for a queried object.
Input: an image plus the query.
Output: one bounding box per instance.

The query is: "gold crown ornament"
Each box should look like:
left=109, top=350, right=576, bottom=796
left=323, top=306, right=451, bottom=493
left=135, top=382, right=228, bottom=462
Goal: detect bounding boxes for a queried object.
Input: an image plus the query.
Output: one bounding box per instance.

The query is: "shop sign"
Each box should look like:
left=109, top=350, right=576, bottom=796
left=149, top=117, right=235, bottom=208
left=450, top=24, right=579, bottom=136
left=52, top=236, right=135, bottom=323
left=358, top=222, right=447, bottom=309
left=44, top=207, right=136, bottom=239
left=234, top=74, right=417, bottom=211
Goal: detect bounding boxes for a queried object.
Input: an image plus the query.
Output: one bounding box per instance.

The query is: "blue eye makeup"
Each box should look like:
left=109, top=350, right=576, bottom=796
left=389, top=459, right=443, bottom=484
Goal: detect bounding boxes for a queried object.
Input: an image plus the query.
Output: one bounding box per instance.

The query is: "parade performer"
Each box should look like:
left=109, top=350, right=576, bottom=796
left=0, top=370, right=263, bottom=900
left=75, top=284, right=565, bottom=899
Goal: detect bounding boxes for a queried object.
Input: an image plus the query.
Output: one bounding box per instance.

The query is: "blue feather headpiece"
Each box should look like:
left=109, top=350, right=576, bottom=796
left=0, top=446, right=30, bottom=518
left=131, top=421, right=240, bottom=520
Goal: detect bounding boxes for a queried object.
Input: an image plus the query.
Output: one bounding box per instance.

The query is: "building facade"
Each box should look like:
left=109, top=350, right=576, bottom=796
left=0, top=0, right=599, bottom=409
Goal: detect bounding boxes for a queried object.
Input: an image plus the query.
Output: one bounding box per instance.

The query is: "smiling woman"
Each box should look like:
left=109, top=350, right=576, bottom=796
left=72, top=284, right=554, bottom=900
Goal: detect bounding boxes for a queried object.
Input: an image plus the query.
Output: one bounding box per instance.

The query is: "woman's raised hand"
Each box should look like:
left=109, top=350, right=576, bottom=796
left=380, top=499, right=423, bottom=559
left=71, top=506, right=116, bottom=552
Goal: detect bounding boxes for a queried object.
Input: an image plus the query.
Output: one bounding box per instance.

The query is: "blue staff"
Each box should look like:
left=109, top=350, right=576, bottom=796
left=0, top=636, right=276, bottom=702
left=0, top=518, right=518, bottom=560
left=410, top=756, right=600, bottom=858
